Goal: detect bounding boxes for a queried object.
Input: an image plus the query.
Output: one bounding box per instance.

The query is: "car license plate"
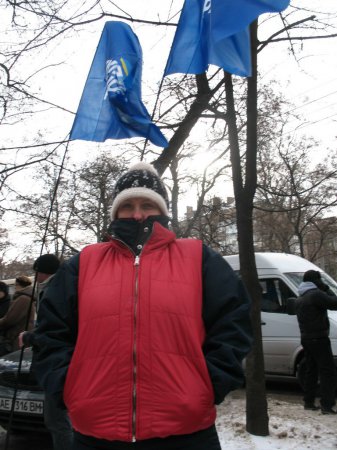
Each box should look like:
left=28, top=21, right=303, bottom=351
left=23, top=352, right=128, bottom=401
left=0, top=397, right=43, bottom=415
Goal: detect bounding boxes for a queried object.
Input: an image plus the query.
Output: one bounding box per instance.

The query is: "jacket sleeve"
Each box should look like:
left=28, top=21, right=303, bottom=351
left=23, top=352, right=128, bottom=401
left=33, top=254, right=79, bottom=398
left=202, top=245, right=252, bottom=404
left=318, top=291, right=337, bottom=310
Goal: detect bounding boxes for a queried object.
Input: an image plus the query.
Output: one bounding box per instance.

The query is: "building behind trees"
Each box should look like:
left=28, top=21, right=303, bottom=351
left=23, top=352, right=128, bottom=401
left=181, top=197, right=337, bottom=279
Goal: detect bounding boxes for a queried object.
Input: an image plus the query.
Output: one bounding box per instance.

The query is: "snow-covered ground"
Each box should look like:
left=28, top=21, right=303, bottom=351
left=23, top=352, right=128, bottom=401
left=217, top=390, right=337, bottom=449
left=1, top=383, right=336, bottom=449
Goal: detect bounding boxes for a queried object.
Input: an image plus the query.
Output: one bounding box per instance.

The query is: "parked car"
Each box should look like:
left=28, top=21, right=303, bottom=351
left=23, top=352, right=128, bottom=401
left=225, top=252, right=337, bottom=386
left=0, top=347, right=45, bottom=431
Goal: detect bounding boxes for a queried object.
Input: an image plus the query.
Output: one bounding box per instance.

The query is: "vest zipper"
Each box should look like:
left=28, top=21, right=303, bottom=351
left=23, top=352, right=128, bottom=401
left=110, top=234, right=155, bottom=441
left=132, top=254, right=140, bottom=442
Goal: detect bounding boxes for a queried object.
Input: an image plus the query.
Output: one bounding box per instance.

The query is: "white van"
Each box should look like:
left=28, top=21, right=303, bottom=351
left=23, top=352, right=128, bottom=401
left=224, top=252, right=337, bottom=386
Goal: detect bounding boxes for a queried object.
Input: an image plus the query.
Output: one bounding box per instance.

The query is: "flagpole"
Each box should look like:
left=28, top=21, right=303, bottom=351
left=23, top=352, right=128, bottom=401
left=140, top=75, right=165, bottom=160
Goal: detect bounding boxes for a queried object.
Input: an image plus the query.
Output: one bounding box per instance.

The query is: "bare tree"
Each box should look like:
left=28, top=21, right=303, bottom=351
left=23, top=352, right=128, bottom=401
left=10, top=154, right=127, bottom=255
left=180, top=196, right=238, bottom=254
left=68, top=155, right=127, bottom=242
left=255, top=138, right=337, bottom=257
left=0, top=258, right=35, bottom=280
left=167, top=140, right=232, bottom=238
left=0, top=221, right=12, bottom=279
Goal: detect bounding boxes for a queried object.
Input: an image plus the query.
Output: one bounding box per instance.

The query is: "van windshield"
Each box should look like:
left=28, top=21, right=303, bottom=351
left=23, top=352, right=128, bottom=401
left=285, top=272, right=337, bottom=295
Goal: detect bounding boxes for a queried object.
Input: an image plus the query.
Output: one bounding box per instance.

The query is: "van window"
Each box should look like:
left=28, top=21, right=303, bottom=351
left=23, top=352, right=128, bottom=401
left=259, top=278, right=294, bottom=313
left=285, top=272, right=337, bottom=295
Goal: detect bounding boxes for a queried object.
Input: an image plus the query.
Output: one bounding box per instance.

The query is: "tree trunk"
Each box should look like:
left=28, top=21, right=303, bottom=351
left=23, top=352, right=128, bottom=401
left=225, top=20, right=269, bottom=436
left=155, top=74, right=213, bottom=175
left=238, top=198, right=269, bottom=436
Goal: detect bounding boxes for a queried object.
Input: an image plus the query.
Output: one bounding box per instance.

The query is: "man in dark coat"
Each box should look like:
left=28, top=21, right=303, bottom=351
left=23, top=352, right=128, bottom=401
left=295, top=269, right=337, bottom=414
left=19, top=254, right=73, bottom=450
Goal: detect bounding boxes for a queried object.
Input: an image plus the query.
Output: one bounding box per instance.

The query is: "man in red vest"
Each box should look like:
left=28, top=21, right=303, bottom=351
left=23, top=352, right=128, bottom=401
left=34, top=162, right=252, bottom=450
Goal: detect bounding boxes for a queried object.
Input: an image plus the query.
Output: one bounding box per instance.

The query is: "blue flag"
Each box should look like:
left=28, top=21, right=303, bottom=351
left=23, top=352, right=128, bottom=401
left=164, top=0, right=290, bottom=77
left=70, top=21, right=168, bottom=148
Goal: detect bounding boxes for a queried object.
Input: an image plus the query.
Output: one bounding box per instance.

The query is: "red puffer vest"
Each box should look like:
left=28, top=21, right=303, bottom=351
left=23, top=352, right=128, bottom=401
left=63, top=223, right=216, bottom=442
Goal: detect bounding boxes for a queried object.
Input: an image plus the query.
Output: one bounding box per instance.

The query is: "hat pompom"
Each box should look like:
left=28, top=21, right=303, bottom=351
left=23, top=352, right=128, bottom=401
left=128, top=162, right=159, bottom=175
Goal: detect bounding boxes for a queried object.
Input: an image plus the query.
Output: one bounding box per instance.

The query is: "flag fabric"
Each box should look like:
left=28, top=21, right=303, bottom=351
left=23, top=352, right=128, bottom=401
left=164, top=0, right=290, bottom=77
left=70, top=21, right=168, bottom=148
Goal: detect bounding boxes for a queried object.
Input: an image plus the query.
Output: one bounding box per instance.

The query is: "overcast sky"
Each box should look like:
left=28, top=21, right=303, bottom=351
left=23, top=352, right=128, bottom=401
left=1, top=0, right=336, bottom=153
left=1, top=0, right=337, bottom=260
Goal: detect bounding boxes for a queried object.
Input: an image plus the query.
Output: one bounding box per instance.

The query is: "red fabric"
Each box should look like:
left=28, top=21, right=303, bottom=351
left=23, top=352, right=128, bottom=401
left=63, top=223, right=216, bottom=441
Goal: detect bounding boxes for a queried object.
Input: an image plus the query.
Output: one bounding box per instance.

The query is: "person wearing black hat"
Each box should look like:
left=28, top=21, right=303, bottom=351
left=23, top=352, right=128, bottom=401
left=295, top=269, right=337, bottom=414
left=32, top=253, right=61, bottom=309
left=19, top=254, right=60, bottom=345
left=33, top=162, right=252, bottom=450
left=19, top=254, right=73, bottom=450
left=33, top=253, right=60, bottom=275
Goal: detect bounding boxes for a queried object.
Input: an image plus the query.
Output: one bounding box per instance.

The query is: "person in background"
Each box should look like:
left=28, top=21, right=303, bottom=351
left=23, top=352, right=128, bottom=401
left=19, top=254, right=61, bottom=347
left=0, top=281, right=11, bottom=319
left=33, top=254, right=62, bottom=312
left=19, top=254, right=73, bottom=450
left=295, top=269, right=337, bottom=414
left=33, top=162, right=252, bottom=450
left=0, top=276, right=34, bottom=356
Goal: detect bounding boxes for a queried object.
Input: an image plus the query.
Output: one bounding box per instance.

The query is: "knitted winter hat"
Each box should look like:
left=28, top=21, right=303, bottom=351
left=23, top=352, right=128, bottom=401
left=33, top=254, right=60, bottom=275
left=110, top=162, right=169, bottom=220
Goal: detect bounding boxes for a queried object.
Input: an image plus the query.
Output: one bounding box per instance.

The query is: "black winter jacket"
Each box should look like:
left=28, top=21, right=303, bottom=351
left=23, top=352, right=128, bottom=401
left=295, top=281, right=337, bottom=339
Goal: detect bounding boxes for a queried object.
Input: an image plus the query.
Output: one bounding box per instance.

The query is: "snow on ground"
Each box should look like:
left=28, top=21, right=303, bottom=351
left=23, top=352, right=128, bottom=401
left=217, top=390, right=337, bottom=449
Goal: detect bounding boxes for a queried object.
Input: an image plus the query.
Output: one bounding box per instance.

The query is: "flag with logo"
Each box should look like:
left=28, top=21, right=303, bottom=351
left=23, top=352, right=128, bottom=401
left=70, top=21, right=168, bottom=147
left=164, top=0, right=290, bottom=77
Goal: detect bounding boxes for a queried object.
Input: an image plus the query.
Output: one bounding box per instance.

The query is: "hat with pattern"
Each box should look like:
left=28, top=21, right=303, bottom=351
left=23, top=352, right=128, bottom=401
left=110, top=162, right=169, bottom=220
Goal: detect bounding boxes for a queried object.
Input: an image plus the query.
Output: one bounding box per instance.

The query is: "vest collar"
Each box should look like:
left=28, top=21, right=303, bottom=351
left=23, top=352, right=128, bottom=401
left=108, top=216, right=174, bottom=255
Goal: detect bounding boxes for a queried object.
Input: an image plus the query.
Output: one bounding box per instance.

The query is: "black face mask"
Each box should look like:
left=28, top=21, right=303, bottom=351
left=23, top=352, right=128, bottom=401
left=107, top=215, right=170, bottom=254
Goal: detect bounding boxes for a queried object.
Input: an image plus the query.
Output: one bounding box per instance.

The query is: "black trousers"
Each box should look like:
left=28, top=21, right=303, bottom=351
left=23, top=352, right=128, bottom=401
left=73, top=425, right=221, bottom=450
left=301, top=336, right=336, bottom=409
